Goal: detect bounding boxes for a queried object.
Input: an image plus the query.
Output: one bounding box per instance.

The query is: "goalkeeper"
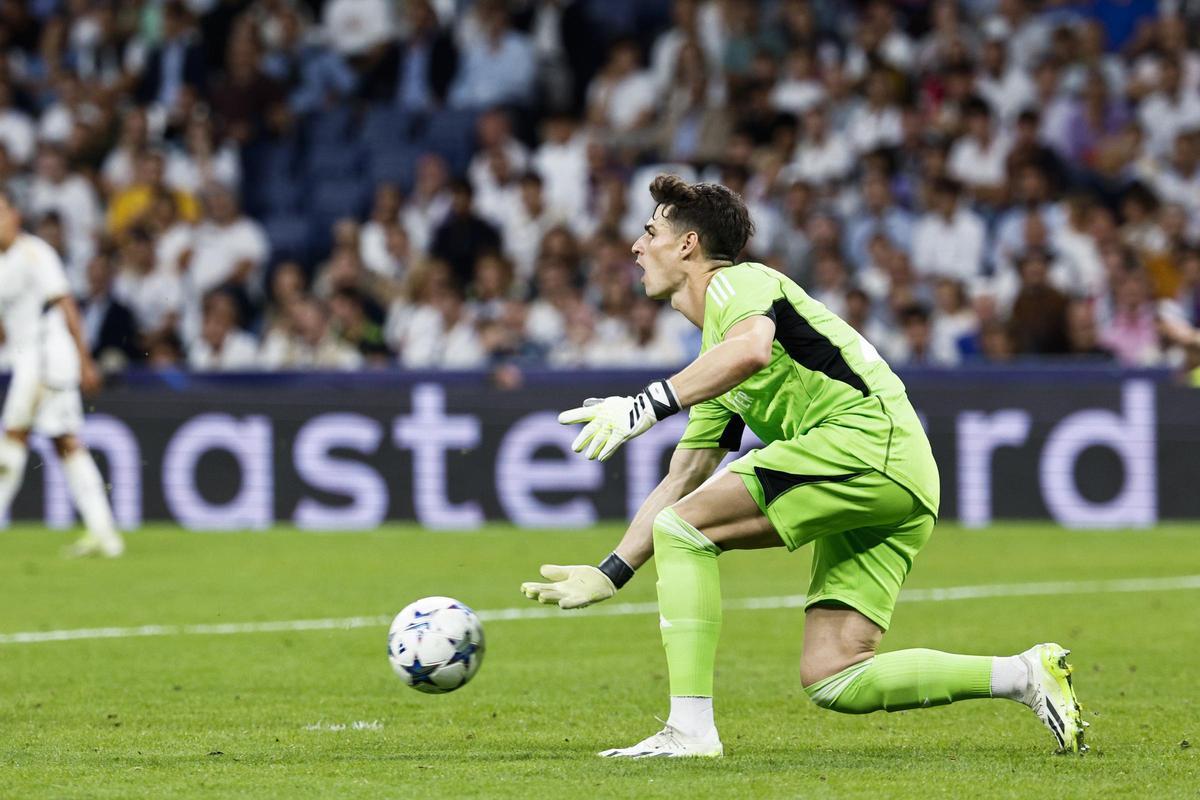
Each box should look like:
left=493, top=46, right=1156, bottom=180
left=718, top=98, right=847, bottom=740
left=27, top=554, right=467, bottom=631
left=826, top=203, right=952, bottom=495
left=521, top=175, right=1086, bottom=758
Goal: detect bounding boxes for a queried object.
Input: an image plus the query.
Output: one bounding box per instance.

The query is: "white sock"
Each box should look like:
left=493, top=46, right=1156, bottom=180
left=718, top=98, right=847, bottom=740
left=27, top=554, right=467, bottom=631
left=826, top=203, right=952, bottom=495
left=0, top=437, right=29, bottom=519
left=990, top=655, right=1031, bottom=703
left=62, top=449, right=121, bottom=543
left=666, top=695, right=714, bottom=738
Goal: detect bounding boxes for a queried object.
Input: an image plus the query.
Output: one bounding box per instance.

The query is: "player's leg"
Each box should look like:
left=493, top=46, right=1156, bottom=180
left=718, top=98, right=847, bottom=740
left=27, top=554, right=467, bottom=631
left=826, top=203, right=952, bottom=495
left=799, top=513, right=997, bottom=712
left=43, top=390, right=124, bottom=558
left=0, top=367, right=39, bottom=518
left=0, top=429, right=31, bottom=517
left=797, top=478, right=1086, bottom=753
left=600, top=468, right=781, bottom=758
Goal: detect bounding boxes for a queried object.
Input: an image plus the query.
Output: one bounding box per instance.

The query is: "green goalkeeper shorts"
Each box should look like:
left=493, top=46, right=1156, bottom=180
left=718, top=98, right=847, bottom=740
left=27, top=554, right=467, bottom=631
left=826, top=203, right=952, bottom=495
left=729, top=439, right=935, bottom=632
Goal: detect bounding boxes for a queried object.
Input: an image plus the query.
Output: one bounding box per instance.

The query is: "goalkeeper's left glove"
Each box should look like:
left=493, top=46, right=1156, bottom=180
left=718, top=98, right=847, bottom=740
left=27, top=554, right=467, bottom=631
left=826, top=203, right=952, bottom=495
left=520, top=554, right=635, bottom=609
left=558, top=379, right=681, bottom=462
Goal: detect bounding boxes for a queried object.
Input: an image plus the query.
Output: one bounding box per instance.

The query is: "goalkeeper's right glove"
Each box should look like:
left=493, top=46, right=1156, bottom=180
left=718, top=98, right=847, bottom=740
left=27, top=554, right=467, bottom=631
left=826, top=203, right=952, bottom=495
left=519, top=553, right=635, bottom=609
left=558, top=379, right=681, bottom=462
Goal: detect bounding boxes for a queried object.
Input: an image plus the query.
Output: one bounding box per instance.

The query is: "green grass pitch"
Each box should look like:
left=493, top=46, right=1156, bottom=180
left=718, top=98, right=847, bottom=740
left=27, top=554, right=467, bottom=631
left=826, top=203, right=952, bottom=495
left=1, top=523, right=1197, bottom=798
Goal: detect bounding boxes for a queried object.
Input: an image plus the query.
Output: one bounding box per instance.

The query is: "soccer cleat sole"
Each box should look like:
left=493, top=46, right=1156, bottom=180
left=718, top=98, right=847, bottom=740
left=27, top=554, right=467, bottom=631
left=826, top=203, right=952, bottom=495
left=598, top=748, right=723, bottom=759
left=1044, top=646, right=1088, bottom=755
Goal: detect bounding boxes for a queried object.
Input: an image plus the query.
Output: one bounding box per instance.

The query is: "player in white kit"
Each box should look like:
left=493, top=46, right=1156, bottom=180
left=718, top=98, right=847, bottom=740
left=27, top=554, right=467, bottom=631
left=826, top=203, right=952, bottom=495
left=0, top=188, right=125, bottom=557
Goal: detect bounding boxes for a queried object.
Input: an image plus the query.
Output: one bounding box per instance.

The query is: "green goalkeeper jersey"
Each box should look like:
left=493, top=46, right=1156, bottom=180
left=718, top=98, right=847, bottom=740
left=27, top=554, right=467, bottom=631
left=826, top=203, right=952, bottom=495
left=677, top=262, right=940, bottom=516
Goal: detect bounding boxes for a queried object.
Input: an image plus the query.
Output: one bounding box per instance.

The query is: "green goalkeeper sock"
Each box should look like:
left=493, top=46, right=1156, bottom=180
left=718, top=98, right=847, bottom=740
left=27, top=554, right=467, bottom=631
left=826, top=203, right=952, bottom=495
left=805, top=649, right=994, bottom=713
left=653, top=507, right=722, bottom=698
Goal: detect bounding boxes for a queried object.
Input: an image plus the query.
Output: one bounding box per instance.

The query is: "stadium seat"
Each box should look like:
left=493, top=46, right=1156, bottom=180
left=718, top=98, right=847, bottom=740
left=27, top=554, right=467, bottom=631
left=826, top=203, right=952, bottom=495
left=259, top=179, right=306, bottom=214
left=244, top=141, right=300, bottom=182
left=241, top=142, right=303, bottom=217
left=303, top=107, right=354, bottom=145
left=308, top=178, right=372, bottom=223
left=263, top=213, right=313, bottom=263
left=367, top=145, right=420, bottom=194
left=361, top=105, right=414, bottom=148
left=416, top=108, right=478, bottom=175
left=305, top=142, right=365, bottom=180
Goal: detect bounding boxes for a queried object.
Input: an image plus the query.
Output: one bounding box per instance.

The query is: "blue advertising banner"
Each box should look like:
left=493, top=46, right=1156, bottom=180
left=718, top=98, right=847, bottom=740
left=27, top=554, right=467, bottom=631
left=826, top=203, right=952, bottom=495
left=2, top=369, right=1196, bottom=529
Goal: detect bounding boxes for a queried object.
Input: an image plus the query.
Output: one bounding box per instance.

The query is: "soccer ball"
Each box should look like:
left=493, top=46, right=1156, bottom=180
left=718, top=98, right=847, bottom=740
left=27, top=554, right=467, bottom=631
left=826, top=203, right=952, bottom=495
left=387, top=596, right=485, bottom=694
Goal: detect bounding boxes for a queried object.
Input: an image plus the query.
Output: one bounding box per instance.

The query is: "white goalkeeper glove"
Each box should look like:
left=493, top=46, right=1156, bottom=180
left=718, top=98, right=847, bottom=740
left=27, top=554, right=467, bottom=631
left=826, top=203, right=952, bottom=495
left=558, top=379, right=681, bottom=462
left=520, top=554, right=636, bottom=609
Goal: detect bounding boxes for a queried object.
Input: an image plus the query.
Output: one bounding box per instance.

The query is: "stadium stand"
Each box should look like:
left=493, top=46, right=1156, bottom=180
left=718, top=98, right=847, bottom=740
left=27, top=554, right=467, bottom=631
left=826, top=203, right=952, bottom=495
left=0, top=0, right=1197, bottom=380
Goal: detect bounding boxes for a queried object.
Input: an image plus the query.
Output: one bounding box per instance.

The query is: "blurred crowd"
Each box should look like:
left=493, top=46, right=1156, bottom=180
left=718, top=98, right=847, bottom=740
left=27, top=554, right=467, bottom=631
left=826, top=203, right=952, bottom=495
left=0, top=0, right=1199, bottom=379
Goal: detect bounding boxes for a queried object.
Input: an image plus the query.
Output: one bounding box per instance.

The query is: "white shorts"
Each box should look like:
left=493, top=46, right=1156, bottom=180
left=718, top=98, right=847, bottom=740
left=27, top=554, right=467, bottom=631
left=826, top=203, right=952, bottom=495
left=1, top=367, right=83, bottom=438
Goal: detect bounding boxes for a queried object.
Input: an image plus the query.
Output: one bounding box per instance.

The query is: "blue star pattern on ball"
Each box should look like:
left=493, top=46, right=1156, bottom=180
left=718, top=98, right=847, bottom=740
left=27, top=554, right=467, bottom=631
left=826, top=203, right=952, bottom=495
left=387, top=632, right=405, bottom=657
left=404, top=609, right=435, bottom=634
left=403, top=656, right=439, bottom=687
left=448, top=641, right=478, bottom=667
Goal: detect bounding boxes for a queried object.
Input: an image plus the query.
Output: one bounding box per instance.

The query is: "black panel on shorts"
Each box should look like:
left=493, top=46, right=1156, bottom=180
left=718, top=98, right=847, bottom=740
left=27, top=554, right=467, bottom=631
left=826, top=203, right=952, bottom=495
left=754, top=466, right=865, bottom=506
left=718, top=415, right=745, bottom=450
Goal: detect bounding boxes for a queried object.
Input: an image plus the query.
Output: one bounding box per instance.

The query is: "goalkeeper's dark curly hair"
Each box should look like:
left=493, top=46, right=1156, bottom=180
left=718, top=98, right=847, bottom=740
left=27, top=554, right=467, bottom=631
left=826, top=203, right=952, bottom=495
left=649, top=174, right=754, bottom=263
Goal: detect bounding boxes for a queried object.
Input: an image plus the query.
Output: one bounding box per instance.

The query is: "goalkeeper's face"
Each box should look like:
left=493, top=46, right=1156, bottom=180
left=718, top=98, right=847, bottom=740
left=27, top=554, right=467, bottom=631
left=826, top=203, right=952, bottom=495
left=632, top=205, right=690, bottom=300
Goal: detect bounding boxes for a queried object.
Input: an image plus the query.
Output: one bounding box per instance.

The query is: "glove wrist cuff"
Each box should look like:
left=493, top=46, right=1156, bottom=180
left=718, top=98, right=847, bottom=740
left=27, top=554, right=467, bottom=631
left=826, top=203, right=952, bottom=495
left=598, top=552, right=635, bottom=589
left=642, top=378, right=681, bottom=420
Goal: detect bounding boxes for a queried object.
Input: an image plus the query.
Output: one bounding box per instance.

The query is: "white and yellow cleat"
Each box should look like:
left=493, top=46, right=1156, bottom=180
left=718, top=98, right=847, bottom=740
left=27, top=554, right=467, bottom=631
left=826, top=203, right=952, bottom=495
left=1020, top=642, right=1088, bottom=754
left=599, top=722, right=723, bottom=759
left=63, top=531, right=125, bottom=559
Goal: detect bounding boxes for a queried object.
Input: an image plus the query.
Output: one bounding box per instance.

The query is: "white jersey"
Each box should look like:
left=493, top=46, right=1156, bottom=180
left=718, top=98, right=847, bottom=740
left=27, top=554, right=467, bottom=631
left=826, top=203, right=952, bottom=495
left=0, top=233, right=80, bottom=388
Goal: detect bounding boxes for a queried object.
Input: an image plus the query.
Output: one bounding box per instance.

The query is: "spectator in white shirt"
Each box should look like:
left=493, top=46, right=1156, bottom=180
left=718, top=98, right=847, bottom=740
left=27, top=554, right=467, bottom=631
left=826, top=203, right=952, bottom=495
left=808, top=250, right=851, bottom=319
left=984, top=0, right=1050, bottom=71
left=843, top=68, right=903, bottom=155
left=526, top=256, right=580, bottom=349
left=843, top=2, right=914, bottom=80
left=0, top=143, right=31, bottom=215
left=187, top=289, right=259, bottom=371
left=1138, top=56, right=1200, bottom=158
left=99, top=107, right=149, bottom=195
left=322, top=0, right=394, bottom=56
left=28, top=144, right=101, bottom=272
left=911, top=177, right=986, bottom=284
left=843, top=287, right=892, bottom=356
left=449, top=0, right=537, bottom=109
left=947, top=96, right=1013, bottom=207
left=1066, top=18, right=1127, bottom=99
left=0, top=80, right=35, bottom=166
left=916, top=0, right=975, bottom=73
left=501, top=173, right=564, bottom=283
left=37, top=73, right=88, bottom=145
left=787, top=103, right=853, bottom=187
left=989, top=163, right=1066, bottom=280
left=975, top=36, right=1034, bottom=126
left=1156, top=14, right=1200, bottom=94
left=531, top=113, right=589, bottom=221
left=587, top=38, right=657, bottom=138
left=402, top=154, right=452, bottom=256
left=1052, top=193, right=1107, bottom=299
left=650, top=0, right=705, bottom=94
left=771, top=48, right=825, bottom=116
left=1151, top=129, right=1200, bottom=220
left=604, top=296, right=687, bottom=368
left=930, top=277, right=977, bottom=364
left=891, top=304, right=957, bottom=366
left=400, top=279, right=486, bottom=369
left=183, top=184, right=268, bottom=299
left=467, top=108, right=529, bottom=216
left=360, top=183, right=404, bottom=278
left=165, top=114, right=240, bottom=193
left=112, top=227, right=183, bottom=336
